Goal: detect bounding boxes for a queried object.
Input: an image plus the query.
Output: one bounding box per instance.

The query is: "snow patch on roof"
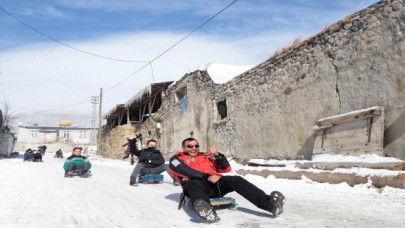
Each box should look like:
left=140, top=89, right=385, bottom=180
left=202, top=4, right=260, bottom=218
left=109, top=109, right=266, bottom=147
left=124, top=85, right=152, bottom=108
left=201, top=63, right=254, bottom=84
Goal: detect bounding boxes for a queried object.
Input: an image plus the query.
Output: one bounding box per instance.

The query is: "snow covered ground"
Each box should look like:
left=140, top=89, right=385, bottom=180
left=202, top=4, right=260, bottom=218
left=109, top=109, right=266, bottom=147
left=1, top=153, right=404, bottom=228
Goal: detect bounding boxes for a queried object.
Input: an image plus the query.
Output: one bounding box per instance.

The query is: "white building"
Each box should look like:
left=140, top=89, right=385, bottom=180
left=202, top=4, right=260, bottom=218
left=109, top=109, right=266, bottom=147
left=14, top=125, right=97, bottom=153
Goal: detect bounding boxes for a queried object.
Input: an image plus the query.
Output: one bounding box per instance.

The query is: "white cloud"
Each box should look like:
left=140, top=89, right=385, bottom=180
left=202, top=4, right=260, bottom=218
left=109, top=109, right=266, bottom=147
left=41, top=5, right=69, bottom=19
left=57, top=0, right=204, bottom=12
left=18, top=5, right=69, bottom=19
left=1, top=31, right=293, bottom=113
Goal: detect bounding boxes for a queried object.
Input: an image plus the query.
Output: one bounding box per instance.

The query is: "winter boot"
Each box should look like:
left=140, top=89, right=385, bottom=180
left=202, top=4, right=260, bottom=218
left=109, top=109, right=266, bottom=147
left=193, top=199, right=220, bottom=223
left=79, top=171, right=88, bottom=177
left=64, top=171, right=72, bottom=178
left=268, top=191, right=285, bottom=216
left=129, top=176, right=138, bottom=186
left=138, top=175, right=145, bottom=184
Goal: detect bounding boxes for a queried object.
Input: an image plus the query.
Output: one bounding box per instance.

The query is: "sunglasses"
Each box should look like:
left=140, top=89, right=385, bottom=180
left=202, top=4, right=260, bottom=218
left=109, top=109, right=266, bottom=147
left=186, top=144, right=200, bottom=149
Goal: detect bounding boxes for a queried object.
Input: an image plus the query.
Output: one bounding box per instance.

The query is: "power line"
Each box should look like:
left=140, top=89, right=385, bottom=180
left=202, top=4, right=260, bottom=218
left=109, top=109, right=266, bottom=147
left=104, top=0, right=239, bottom=94
left=1, top=0, right=239, bottom=109
left=0, top=5, right=148, bottom=63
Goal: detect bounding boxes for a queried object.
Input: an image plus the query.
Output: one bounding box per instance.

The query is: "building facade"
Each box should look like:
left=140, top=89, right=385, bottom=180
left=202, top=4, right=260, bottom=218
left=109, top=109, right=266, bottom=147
left=15, top=125, right=96, bottom=153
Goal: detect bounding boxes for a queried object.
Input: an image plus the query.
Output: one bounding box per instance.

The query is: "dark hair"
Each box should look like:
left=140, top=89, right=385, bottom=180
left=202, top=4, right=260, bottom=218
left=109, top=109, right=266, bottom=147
left=72, top=147, right=82, bottom=151
left=147, top=139, right=157, bottom=145
left=182, top=138, right=197, bottom=147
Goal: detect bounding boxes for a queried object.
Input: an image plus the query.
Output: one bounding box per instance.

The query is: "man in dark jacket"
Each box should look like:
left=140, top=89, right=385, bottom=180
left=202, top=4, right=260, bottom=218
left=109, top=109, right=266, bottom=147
left=38, top=145, right=47, bottom=155
left=129, top=139, right=174, bottom=186
left=169, top=137, right=285, bottom=223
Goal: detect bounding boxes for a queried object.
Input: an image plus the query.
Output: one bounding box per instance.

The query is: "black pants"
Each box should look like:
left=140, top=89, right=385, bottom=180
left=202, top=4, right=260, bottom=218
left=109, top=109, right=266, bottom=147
left=183, top=175, right=270, bottom=210
left=66, top=163, right=91, bottom=172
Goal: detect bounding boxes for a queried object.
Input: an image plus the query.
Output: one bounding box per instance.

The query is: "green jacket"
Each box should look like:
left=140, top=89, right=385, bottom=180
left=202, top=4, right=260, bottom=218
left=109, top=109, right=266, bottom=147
left=63, top=154, right=92, bottom=171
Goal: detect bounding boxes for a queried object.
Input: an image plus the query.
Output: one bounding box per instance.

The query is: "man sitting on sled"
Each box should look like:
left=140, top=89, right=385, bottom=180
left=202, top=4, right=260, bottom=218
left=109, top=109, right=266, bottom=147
left=129, top=139, right=177, bottom=186
left=63, top=147, right=91, bottom=177
left=169, top=138, right=285, bottom=223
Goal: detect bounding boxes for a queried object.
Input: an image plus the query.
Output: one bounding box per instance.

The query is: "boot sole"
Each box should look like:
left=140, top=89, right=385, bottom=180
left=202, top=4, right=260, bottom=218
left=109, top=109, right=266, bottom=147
left=193, top=200, right=220, bottom=223
left=270, top=191, right=285, bottom=216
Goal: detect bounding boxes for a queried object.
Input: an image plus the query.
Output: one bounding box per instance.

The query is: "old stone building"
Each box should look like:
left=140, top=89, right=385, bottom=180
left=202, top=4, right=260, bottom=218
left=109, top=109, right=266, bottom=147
left=104, top=0, right=405, bottom=161
left=103, top=82, right=173, bottom=158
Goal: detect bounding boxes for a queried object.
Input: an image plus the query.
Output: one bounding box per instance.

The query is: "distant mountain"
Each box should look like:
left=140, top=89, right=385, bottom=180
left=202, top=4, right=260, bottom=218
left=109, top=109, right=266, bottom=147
left=15, top=112, right=94, bottom=128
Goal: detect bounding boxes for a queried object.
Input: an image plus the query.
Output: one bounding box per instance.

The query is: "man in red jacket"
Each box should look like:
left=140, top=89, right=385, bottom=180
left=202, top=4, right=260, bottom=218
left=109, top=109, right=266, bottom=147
left=169, top=137, right=285, bottom=223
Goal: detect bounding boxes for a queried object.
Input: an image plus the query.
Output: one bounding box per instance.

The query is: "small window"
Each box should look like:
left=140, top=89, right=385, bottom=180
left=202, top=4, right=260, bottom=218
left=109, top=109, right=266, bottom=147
left=63, top=131, right=70, bottom=139
left=175, top=87, right=188, bottom=112
left=31, top=130, right=39, bottom=139
left=79, top=131, right=87, bottom=139
left=215, top=97, right=228, bottom=121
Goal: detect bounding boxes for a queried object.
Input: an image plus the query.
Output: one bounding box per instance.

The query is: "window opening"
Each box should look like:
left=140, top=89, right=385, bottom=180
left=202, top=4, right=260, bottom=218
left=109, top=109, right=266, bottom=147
left=215, top=97, right=228, bottom=121
left=175, top=87, right=188, bottom=112
left=31, top=130, right=39, bottom=138
left=63, top=131, right=70, bottom=139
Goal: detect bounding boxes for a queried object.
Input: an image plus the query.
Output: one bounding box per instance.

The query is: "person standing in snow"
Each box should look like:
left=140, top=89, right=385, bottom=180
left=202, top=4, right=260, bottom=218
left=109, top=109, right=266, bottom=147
left=121, top=138, right=132, bottom=159
left=169, top=137, right=285, bottom=223
left=38, top=145, right=47, bottom=155
left=123, top=136, right=141, bottom=165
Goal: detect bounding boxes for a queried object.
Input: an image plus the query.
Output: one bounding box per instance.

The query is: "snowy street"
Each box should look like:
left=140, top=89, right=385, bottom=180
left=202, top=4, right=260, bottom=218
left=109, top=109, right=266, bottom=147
left=1, top=154, right=404, bottom=228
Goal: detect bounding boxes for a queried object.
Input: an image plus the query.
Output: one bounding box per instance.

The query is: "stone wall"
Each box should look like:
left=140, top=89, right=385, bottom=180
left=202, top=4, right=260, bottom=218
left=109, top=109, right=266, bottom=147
left=133, top=112, right=168, bottom=154
left=102, top=124, right=135, bottom=159
left=208, top=0, right=405, bottom=160
left=155, top=0, right=404, bottom=161
left=157, top=71, right=217, bottom=154
left=101, top=113, right=170, bottom=159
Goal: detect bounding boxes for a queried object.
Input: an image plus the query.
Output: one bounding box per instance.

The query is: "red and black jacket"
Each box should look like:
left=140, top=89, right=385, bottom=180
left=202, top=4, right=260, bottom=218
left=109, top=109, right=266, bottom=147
left=169, top=152, right=232, bottom=183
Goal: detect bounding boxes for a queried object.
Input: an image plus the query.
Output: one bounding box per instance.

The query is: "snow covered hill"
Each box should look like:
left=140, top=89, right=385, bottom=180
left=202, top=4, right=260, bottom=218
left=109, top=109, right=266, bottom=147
left=0, top=154, right=404, bottom=228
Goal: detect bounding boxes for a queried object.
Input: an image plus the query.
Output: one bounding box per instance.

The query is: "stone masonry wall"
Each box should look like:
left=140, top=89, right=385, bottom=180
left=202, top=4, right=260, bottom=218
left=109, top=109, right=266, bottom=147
left=211, top=0, right=405, bottom=160
left=156, top=71, right=218, bottom=155
left=103, top=124, right=135, bottom=159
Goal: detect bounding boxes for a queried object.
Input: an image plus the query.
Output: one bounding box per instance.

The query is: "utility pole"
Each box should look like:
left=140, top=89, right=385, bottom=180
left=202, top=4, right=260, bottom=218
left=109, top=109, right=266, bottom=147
left=98, top=88, right=103, bottom=155
left=90, top=96, right=99, bottom=145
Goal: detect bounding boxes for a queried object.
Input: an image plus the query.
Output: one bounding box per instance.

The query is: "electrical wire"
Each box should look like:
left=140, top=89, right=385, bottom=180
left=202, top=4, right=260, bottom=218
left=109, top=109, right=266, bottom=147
left=0, top=5, right=148, bottom=63
left=0, top=0, right=239, bottom=111
left=104, top=0, right=239, bottom=94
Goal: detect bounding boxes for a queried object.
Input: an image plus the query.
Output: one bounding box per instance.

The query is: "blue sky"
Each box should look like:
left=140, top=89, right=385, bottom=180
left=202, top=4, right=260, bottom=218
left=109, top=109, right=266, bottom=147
left=0, top=0, right=377, bottom=117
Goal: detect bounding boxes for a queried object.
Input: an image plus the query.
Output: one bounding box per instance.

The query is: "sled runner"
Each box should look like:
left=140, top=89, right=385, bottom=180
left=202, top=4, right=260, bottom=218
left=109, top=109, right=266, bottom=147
left=139, top=174, right=164, bottom=184
left=210, top=197, right=237, bottom=209
left=178, top=191, right=237, bottom=210
left=64, top=170, right=92, bottom=178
